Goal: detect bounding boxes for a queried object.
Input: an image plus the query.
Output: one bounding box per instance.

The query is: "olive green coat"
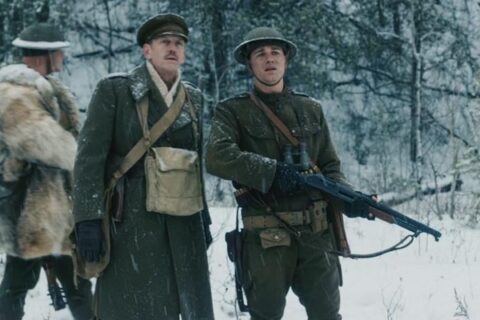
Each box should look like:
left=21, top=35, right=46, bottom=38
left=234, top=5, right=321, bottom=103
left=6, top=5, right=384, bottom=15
left=72, top=64, right=214, bottom=320
left=206, top=87, right=345, bottom=319
left=206, top=87, right=346, bottom=214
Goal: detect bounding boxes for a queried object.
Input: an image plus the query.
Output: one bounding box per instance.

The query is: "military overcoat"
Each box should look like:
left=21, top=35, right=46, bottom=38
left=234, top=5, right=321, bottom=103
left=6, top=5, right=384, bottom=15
left=72, top=64, right=214, bottom=320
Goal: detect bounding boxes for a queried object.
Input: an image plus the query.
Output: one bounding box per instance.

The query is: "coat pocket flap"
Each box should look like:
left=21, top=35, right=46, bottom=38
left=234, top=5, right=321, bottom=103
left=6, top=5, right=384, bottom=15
left=259, top=228, right=291, bottom=248
left=152, top=147, right=198, bottom=172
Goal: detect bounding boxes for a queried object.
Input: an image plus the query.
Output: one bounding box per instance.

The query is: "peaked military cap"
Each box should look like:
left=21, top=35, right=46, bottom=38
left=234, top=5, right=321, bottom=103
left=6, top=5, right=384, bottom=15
left=234, top=27, right=297, bottom=64
left=12, top=23, right=70, bottom=51
left=137, top=13, right=189, bottom=46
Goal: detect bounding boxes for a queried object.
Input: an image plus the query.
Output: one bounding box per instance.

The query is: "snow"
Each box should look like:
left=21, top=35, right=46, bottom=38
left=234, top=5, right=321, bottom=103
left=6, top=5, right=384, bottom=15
left=1, top=206, right=478, bottom=320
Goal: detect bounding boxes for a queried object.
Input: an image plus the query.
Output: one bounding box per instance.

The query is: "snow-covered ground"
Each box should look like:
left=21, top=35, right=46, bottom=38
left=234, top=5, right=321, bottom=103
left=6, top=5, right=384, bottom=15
left=1, top=206, right=478, bottom=320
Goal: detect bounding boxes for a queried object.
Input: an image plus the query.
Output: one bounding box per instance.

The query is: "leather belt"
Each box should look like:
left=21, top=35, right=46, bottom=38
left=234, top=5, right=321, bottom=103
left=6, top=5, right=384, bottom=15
left=243, top=209, right=313, bottom=230
left=242, top=200, right=328, bottom=230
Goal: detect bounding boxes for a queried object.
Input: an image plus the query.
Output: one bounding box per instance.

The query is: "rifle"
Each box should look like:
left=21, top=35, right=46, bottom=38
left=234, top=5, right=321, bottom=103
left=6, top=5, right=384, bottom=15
left=304, top=174, right=442, bottom=242
left=42, top=258, right=66, bottom=311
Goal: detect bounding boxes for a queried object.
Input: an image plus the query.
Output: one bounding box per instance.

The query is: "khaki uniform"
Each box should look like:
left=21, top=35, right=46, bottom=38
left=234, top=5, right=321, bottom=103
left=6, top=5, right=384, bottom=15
left=72, top=64, right=214, bottom=320
left=206, top=87, right=344, bottom=320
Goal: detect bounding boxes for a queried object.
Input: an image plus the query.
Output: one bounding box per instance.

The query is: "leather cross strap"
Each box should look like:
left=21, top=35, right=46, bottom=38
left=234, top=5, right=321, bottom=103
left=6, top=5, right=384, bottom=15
left=248, top=92, right=319, bottom=172
left=106, top=84, right=186, bottom=191
left=248, top=91, right=351, bottom=255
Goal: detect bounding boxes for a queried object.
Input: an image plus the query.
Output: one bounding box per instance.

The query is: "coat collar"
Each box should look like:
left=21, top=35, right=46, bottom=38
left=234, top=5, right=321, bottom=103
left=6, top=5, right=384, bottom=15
left=128, top=63, right=151, bottom=102
left=127, top=62, right=182, bottom=103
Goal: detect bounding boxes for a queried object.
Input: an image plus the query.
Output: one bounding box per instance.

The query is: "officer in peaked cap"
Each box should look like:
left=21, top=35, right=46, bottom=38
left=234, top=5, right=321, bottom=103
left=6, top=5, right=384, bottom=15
left=136, top=13, right=189, bottom=47
left=73, top=11, right=214, bottom=320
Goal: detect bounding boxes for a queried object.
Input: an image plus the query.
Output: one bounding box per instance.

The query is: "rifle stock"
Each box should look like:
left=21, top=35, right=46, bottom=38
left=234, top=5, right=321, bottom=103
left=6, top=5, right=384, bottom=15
left=42, top=259, right=66, bottom=311
left=304, top=175, right=442, bottom=241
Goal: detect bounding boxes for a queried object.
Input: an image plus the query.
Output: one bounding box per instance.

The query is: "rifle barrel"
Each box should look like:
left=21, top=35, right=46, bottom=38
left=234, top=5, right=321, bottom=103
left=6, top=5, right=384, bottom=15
left=304, top=175, right=442, bottom=241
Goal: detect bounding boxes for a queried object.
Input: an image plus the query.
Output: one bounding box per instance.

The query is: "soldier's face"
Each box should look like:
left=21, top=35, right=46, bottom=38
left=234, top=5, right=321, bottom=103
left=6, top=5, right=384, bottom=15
left=248, top=45, right=287, bottom=87
left=143, top=35, right=185, bottom=76
left=48, top=50, right=64, bottom=73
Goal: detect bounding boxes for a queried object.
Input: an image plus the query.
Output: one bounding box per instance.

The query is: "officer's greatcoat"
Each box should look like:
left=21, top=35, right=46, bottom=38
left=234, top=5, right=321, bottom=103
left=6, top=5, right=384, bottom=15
left=0, top=64, right=79, bottom=259
left=72, top=64, right=213, bottom=320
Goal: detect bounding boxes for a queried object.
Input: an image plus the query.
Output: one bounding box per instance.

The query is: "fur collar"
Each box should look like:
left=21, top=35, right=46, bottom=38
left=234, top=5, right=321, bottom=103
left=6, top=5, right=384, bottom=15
left=0, top=64, right=80, bottom=136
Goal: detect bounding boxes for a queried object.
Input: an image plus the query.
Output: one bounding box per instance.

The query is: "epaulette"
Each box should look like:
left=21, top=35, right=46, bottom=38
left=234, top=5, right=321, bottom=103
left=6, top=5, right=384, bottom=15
left=290, top=89, right=310, bottom=97
left=182, top=81, right=202, bottom=97
left=103, top=72, right=128, bottom=80
left=182, top=81, right=199, bottom=90
left=219, top=92, right=249, bottom=103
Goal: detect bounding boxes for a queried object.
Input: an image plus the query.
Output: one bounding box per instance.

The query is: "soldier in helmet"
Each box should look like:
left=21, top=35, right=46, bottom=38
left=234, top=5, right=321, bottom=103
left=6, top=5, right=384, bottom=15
left=72, top=13, right=214, bottom=320
left=206, top=27, right=348, bottom=319
left=0, top=23, right=94, bottom=319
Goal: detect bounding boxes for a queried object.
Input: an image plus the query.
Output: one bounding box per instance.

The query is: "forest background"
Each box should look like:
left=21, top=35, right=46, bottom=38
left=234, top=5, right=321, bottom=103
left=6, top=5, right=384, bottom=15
left=1, top=1, right=480, bottom=319
left=1, top=0, right=480, bottom=241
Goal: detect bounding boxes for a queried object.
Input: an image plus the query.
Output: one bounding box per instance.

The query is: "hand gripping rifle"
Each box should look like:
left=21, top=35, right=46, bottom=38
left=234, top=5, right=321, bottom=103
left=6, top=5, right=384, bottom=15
left=303, top=174, right=441, bottom=258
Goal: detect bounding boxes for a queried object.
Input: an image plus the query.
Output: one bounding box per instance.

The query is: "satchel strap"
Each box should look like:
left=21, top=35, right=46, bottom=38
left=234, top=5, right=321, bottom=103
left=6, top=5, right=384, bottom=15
left=249, top=92, right=319, bottom=173
left=106, top=84, right=186, bottom=191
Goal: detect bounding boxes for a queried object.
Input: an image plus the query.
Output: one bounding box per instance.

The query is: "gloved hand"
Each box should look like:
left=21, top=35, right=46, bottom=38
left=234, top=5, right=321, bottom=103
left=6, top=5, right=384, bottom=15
left=75, top=219, right=105, bottom=262
left=344, top=195, right=377, bottom=219
left=270, top=162, right=306, bottom=195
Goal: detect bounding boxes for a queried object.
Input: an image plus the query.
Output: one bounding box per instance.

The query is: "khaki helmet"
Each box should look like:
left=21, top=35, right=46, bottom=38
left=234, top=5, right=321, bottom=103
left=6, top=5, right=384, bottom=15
left=12, top=23, right=70, bottom=52
left=233, top=27, right=297, bottom=64
left=136, top=13, right=189, bottom=47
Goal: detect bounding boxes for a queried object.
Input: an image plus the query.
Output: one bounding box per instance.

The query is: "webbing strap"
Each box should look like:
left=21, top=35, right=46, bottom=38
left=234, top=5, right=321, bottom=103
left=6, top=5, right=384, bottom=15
left=249, top=92, right=319, bottom=172
left=106, top=85, right=186, bottom=191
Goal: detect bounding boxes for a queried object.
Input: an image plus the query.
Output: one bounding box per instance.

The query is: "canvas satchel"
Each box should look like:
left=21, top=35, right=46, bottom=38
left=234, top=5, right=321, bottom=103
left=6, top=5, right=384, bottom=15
left=144, top=146, right=203, bottom=215
left=137, top=85, right=203, bottom=215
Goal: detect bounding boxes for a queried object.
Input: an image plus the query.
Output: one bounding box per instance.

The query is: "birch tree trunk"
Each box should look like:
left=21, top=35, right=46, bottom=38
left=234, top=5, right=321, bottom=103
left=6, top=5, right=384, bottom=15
left=409, top=1, right=424, bottom=204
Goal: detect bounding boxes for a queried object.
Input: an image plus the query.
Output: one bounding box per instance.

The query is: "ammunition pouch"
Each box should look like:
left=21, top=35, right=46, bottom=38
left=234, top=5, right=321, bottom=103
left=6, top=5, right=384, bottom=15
left=259, top=228, right=291, bottom=248
left=242, top=200, right=328, bottom=234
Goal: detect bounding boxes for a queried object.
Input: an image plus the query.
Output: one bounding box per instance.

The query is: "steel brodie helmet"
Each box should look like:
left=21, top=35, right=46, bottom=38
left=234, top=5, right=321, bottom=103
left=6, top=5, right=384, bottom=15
left=233, top=27, right=297, bottom=64
left=12, top=23, right=70, bottom=54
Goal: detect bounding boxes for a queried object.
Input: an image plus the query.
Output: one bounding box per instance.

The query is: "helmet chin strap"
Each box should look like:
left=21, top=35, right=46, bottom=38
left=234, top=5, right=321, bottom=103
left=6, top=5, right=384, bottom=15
left=46, top=51, right=54, bottom=75
left=248, top=62, right=283, bottom=88
left=254, top=75, right=283, bottom=87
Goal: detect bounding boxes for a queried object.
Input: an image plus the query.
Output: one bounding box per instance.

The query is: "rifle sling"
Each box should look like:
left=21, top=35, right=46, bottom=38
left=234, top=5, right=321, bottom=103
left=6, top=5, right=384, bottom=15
left=249, top=91, right=351, bottom=255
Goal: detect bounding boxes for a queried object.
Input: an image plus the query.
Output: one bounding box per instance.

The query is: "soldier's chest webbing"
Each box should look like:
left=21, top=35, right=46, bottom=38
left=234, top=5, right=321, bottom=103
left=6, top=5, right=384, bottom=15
left=258, top=93, right=306, bottom=149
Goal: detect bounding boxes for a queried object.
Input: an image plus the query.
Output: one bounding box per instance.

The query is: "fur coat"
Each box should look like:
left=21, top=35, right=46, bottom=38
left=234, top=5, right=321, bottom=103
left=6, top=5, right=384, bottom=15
left=0, top=64, right=80, bottom=259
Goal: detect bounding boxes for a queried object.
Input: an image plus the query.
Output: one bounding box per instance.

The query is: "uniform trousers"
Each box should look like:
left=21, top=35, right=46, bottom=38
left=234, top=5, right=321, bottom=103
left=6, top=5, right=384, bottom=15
left=0, top=254, right=93, bottom=320
left=242, top=228, right=342, bottom=320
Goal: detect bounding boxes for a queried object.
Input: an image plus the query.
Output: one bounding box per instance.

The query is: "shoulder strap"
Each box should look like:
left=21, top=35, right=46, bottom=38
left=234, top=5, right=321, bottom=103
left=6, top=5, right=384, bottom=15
left=106, top=84, right=186, bottom=190
left=249, top=92, right=319, bottom=172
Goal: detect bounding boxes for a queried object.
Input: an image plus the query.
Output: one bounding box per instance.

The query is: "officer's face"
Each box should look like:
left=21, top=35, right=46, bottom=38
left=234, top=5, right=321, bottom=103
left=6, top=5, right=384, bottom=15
left=143, top=35, right=186, bottom=77
left=248, top=45, right=287, bottom=87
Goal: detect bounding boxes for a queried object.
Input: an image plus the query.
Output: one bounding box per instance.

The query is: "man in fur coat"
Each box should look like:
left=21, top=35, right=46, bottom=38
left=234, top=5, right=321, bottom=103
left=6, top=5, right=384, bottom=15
left=73, top=13, right=214, bottom=320
left=0, top=23, right=93, bottom=320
